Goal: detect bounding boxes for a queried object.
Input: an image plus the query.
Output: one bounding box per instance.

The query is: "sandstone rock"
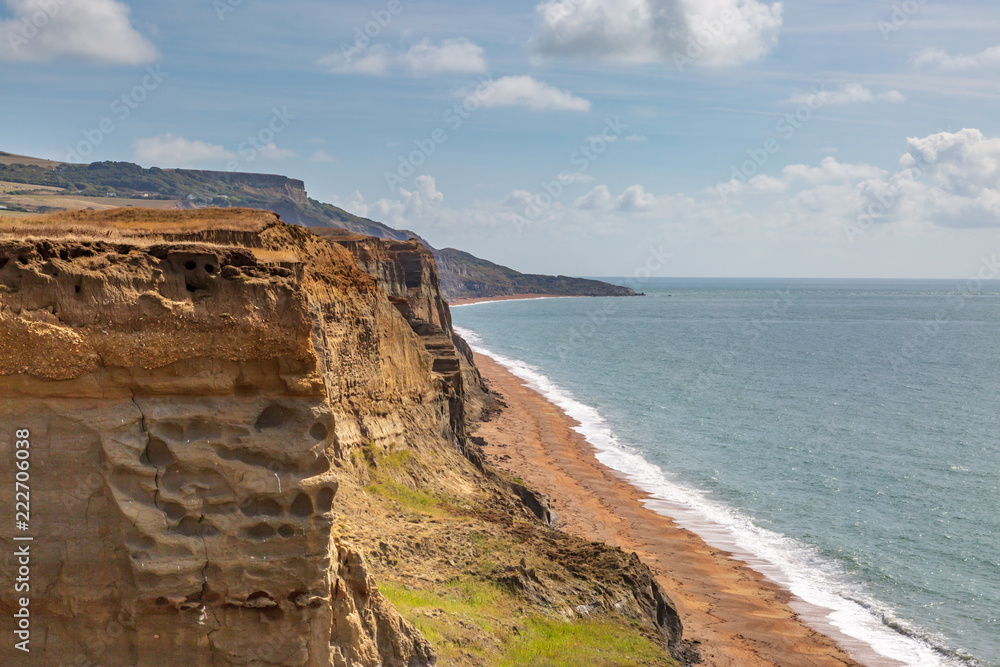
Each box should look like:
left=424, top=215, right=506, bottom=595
left=0, top=212, right=447, bottom=665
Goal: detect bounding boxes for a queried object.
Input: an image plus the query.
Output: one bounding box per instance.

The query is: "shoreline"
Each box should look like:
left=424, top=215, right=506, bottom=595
left=449, top=294, right=586, bottom=306
left=468, top=347, right=900, bottom=667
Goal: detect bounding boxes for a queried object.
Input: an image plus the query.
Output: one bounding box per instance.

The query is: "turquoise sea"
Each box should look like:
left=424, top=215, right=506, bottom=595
left=452, top=279, right=1000, bottom=667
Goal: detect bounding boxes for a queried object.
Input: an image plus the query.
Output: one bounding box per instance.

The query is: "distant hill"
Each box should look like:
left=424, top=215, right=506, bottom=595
left=0, top=153, right=637, bottom=301
left=435, top=248, right=636, bottom=300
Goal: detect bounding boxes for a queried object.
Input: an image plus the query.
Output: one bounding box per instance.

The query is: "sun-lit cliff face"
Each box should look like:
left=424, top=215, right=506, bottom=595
left=0, top=209, right=681, bottom=666
left=0, top=210, right=456, bottom=666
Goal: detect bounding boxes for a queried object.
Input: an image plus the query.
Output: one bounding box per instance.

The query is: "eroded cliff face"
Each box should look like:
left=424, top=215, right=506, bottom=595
left=0, top=213, right=446, bottom=666
left=0, top=209, right=682, bottom=666
left=312, top=230, right=491, bottom=428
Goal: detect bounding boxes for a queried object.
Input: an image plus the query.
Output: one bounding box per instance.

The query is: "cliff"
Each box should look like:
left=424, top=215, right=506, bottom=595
left=0, top=153, right=639, bottom=302
left=0, top=208, right=680, bottom=666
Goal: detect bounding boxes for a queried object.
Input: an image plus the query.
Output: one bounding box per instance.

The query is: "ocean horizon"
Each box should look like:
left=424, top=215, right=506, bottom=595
left=454, top=278, right=1000, bottom=667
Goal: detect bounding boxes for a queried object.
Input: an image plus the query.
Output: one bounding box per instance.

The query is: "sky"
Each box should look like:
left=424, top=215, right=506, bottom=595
left=2, top=0, right=1000, bottom=279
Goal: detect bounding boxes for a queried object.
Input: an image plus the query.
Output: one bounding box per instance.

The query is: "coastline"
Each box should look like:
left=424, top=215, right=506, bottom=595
left=449, top=294, right=585, bottom=306
left=468, top=347, right=898, bottom=667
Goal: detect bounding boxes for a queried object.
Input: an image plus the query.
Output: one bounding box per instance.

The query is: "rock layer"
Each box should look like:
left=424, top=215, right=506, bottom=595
left=0, top=212, right=446, bottom=666
left=0, top=209, right=678, bottom=666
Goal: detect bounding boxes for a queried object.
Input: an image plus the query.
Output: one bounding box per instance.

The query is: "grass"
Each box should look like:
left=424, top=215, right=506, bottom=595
left=500, top=618, right=669, bottom=667
left=0, top=180, right=63, bottom=194
left=379, top=579, right=675, bottom=667
left=360, top=444, right=460, bottom=516
left=0, top=152, right=64, bottom=169
left=364, top=478, right=444, bottom=514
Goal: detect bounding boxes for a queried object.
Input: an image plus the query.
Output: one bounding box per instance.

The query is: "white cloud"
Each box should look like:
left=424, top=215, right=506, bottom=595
left=898, top=128, right=1000, bottom=227
left=350, top=175, right=445, bottom=224
left=575, top=184, right=659, bottom=211
left=132, top=134, right=236, bottom=167
left=311, top=149, right=336, bottom=163
left=467, top=75, right=591, bottom=112
left=560, top=171, right=595, bottom=184
left=257, top=143, right=296, bottom=159
left=339, top=130, right=1000, bottom=259
left=616, top=184, right=657, bottom=210
left=0, top=0, right=157, bottom=64
left=782, top=157, right=887, bottom=185
left=398, top=38, right=487, bottom=75
left=747, top=174, right=786, bottom=194
left=911, top=45, right=1000, bottom=71
left=575, top=184, right=612, bottom=210
left=534, top=0, right=783, bottom=67
left=625, top=134, right=649, bottom=142
left=786, top=84, right=905, bottom=107
left=319, top=38, right=487, bottom=76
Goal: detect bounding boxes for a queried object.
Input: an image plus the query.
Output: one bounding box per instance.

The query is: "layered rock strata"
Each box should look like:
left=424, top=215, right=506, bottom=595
left=0, top=209, right=679, bottom=666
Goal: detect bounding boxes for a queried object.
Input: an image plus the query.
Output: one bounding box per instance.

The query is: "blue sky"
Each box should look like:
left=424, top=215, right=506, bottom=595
left=3, top=0, right=1000, bottom=278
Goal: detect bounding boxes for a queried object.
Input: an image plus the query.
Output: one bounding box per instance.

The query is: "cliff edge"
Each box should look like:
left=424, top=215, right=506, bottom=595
left=0, top=209, right=680, bottom=666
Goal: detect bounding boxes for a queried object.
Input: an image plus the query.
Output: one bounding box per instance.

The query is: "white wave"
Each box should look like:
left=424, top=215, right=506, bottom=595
left=454, top=325, right=974, bottom=667
left=451, top=297, right=574, bottom=308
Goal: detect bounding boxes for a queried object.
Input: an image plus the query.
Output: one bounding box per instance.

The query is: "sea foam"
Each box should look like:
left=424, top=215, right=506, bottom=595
left=455, top=324, right=976, bottom=667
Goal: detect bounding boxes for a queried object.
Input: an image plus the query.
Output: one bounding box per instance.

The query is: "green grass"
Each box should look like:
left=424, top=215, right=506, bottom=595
left=360, top=443, right=457, bottom=515
left=380, top=579, right=676, bottom=667
left=500, top=618, right=670, bottom=667
left=364, top=478, right=444, bottom=513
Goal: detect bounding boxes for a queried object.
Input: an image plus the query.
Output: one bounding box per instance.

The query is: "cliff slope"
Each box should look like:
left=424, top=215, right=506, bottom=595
left=0, top=209, right=680, bottom=666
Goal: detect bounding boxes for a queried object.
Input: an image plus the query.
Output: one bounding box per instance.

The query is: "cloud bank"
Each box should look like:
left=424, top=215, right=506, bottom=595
left=343, top=130, right=1000, bottom=248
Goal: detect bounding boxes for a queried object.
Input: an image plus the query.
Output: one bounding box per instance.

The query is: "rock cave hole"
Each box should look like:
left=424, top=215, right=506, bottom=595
left=255, top=404, right=295, bottom=430
left=289, top=493, right=313, bottom=518
left=315, top=487, right=335, bottom=513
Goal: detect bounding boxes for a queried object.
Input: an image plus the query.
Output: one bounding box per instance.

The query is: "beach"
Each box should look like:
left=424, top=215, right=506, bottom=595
left=470, top=347, right=896, bottom=667
left=449, top=294, right=585, bottom=306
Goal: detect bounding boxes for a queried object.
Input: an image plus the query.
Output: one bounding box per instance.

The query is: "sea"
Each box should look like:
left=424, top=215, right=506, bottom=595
left=452, top=278, right=1000, bottom=667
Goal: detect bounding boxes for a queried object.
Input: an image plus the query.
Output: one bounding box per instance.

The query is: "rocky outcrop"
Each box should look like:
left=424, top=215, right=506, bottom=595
left=312, top=230, right=492, bottom=427
left=0, top=211, right=447, bottom=666
left=0, top=208, right=678, bottom=666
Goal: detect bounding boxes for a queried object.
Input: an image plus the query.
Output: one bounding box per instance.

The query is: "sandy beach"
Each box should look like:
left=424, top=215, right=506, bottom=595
left=470, top=348, right=897, bottom=667
left=449, top=294, right=586, bottom=306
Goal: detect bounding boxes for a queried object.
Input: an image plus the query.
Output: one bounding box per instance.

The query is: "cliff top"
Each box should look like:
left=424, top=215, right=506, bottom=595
left=0, top=207, right=280, bottom=241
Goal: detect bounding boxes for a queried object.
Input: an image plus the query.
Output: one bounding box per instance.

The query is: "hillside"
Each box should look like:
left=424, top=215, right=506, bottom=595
left=0, top=152, right=637, bottom=301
